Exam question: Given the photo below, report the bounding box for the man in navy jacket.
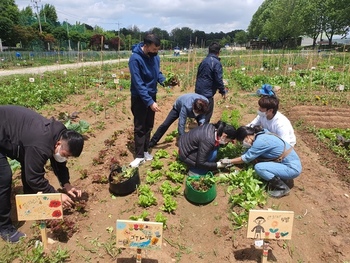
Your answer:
[0,105,84,243]
[128,33,166,168]
[195,42,227,123]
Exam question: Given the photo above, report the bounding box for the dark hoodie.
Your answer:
[0,105,70,193]
[128,42,166,107]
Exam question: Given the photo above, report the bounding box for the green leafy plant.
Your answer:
[110,165,137,184]
[187,174,217,192]
[129,211,150,221]
[151,159,164,170]
[145,170,163,185]
[154,149,170,159]
[165,171,185,184]
[64,119,90,134]
[168,160,187,174]
[137,185,157,207]
[155,212,168,229]
[159,181,181,196]
[160,194,178,213]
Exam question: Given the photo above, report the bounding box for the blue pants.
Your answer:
[254,151,302,181]
[189,149,218,176]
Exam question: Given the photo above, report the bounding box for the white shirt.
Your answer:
[248,111,296,146]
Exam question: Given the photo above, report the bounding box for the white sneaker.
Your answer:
[130,158,145,168]
[144,152,153,161]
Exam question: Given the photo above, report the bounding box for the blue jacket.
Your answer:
[129,43,166,107]
[174,93,209,135]
[195,53,225,98]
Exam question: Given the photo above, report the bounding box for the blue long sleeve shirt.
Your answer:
[174,93,209,135]
[129,43,166,107]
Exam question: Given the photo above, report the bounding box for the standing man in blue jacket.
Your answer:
[128,33,166,168]
[149,93,209,148]
[195,42,227,123]
[0,105,84,243]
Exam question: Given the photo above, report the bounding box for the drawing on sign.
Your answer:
[251,216,266,239]
[116,220,163,250]
[16,193,63,221]
[247,210,294,240]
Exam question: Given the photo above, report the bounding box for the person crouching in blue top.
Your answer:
[149,93,209,148]
[221,125,302,198]
[178,121,236,176]
[128,33,166,168]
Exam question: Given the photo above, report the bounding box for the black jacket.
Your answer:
[178,123,218,170]
[0,105,69,193]
[195,53,225,98]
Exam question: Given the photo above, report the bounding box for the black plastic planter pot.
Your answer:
[108,166,140,196]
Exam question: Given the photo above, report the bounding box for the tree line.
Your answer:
[0,0,349,51]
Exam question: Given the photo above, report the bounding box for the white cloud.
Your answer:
[15,0,264,33]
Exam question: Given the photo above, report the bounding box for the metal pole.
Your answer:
[31,0,42,33]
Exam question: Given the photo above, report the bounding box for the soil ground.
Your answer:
[1,62,350,263]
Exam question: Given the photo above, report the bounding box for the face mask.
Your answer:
[193,110,199,117]
[148,52,158,57]
[53,145,67,163]
[242,141,251,149]
[219,138,229,145]
[257,110,267,118]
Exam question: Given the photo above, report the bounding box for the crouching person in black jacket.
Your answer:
[0,105,84,243]
[178,121,236,176]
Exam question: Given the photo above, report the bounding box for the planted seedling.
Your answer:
[188,175,216,192]
[110,165,137,184]
[160,194,177,213]
[159,181,181,196]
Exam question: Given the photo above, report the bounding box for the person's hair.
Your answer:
[214,120,236,139]
[258,95,279,114]
[60,129,84,157]
[208,42,221,54]
[235,125,264,142]
[193,99,209,114]
[144,33,161,47]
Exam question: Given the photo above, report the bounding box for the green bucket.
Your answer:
[184,172,217,204]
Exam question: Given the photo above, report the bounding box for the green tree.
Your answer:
[40,4,58,26]
[19,6,35,26]
[235,31,248,46]
[0,0,20,45]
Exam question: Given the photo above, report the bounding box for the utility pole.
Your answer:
[116,21,122,65]
[66,19,71,51]
[31,0,42,33]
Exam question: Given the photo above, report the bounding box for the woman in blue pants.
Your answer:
[221,125,302,198]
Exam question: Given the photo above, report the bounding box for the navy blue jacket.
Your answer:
[129,43,166,107]
[0,105,70,193]
[195,53,225,98]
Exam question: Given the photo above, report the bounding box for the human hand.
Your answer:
[61,193,75,209]
[217,161,226,168]
[220,158,232,165]
[64,183,82,198]
[150,102,161,112]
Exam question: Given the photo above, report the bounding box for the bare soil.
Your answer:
[3,66,350,263]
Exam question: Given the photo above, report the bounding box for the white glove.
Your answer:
[217,161,225,168]
[220,158,232,165]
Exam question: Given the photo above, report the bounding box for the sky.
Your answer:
[15,0,265,33]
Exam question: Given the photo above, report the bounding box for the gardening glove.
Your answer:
[216,161,225,168]
[220,158,232,165]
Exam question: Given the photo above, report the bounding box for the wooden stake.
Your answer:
[40,221,48,250]
[136,248,142,263]
[261,240,269,263]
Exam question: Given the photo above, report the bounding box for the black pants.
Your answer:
[131,96,156,158]
[150,107,179,145]
[0,152,13,228]
[204,97,214,123]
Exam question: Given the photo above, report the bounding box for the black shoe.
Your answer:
[0,225,26,243]
[148,141,156,149]
[268,176,291,198]
[282,179,294,189]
